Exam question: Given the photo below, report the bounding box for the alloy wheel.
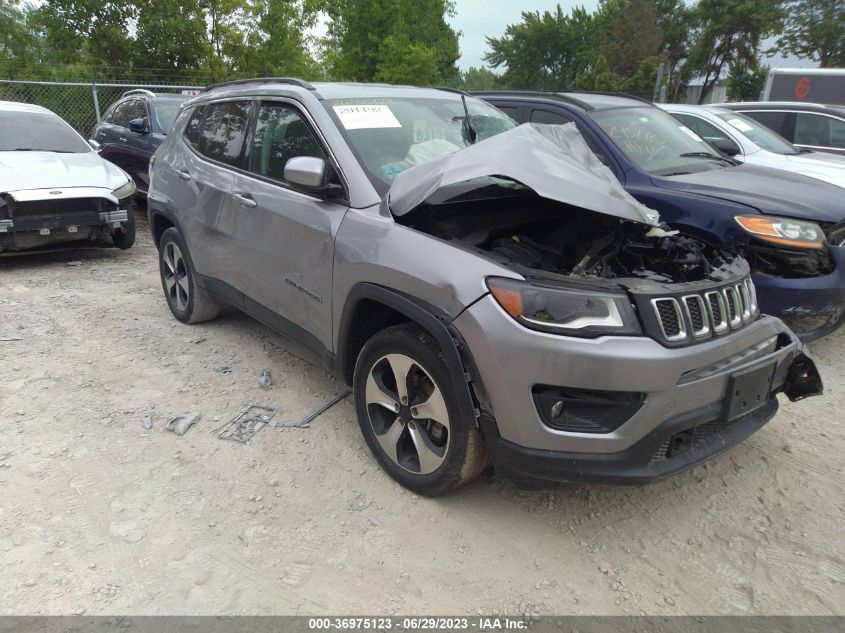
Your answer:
[162,242,190,311]
[364,353,451,475]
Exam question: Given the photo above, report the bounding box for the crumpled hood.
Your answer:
[0,151,129,195]
[652,162,845,224]
[386,123,660,226]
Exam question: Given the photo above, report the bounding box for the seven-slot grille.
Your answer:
[649,278,758,344]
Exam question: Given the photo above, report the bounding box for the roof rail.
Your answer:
[121,88,157,99]
[200,77,316,93]
[571,90,653,104]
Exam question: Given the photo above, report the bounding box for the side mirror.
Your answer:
[284,156,331,190]
[129,118,148,134]
[711,137,741,157]
[88,139,102,152]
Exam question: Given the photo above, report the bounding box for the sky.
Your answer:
[448,0,818,72]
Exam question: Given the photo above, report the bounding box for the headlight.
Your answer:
[487,277,642,337]
[112,178,136,200]
[735,215,825,250]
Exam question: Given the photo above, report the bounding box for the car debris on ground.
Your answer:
[275,391,351,429]
[165,413,200,436]
[215,404,276,443]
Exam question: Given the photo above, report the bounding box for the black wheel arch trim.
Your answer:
[338,283,483,428]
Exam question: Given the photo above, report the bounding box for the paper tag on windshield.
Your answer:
[333,105,401,130]
[678,125,704,142]
[727,118,754,132]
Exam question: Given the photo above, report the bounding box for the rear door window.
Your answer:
[530,108,573,125]
[741,111,790,138]
[795,113,845,149]
[248,102,332,185]
[197,100,252,167]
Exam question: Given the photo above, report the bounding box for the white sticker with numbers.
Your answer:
[333,105,402,130]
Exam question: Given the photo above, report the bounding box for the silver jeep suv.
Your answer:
[148,78,823,495]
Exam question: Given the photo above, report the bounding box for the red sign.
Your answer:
[794,77,811,100]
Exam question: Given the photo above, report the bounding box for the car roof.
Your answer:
[473,90,652,111]
[660,103,734,116]
[0,100,53,115]
[193,77,467,103]
[716,101,845,114]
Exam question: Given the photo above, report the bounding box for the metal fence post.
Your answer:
[652,63,665,103]
[91,78,101,123]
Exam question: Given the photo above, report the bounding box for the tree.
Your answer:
[726,60,769,101]
[484,5,601,90]
[600,0,662,78]
[776,0,845,67]
[238,0,319,78]
[682,0,784,104]
[460,66,500,91]
[134,0,210,74]
[32,0,138,71]
[573,54,622,91]
[0,0,38,62]
[323,0,460,84]
[650,0,692,98]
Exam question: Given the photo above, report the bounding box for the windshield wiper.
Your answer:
[460,94,477,144]
[10,148,75,153]
[679,151,737,165]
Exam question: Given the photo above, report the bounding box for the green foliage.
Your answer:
[600,0,662,78]
[1,0,38,62]
[460,66,500,91]
[484,5,601,90]
[727,60,769,101]
[776,0,845,67]
[682,0,785,104]
[324,0,459,84]
[134,0,210,74]
[238,0,320,78]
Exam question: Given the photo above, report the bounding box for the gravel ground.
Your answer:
[1,211,843,616]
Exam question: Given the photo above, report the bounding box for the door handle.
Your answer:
[119,137,128,143]
[177,170,191,181]
[233,193,257,208]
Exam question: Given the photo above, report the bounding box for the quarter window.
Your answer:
[198,101,251,166]
[248,103,331,184]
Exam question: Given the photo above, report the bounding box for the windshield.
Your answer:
[324,96,515,192]
[153,101,182,134]
[715,111,800,155]
[0,111,91,153]
[589,106,725,175]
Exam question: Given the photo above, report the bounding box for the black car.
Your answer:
[717,102,845,156]
[91,90,188,196]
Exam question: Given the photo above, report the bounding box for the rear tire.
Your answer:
[353,323,488,496]
[112,198,137,249]
[158,227,219,324]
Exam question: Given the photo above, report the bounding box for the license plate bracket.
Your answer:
[724,362,777,421]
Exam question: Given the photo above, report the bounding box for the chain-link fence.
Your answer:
[0,79,203,135]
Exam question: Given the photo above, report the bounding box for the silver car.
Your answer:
[147,79,823,495]
[0,101,136,253]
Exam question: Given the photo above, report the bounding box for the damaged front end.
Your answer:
[389,124,764,348]
[0,187,127,254]
[388,122,824,396]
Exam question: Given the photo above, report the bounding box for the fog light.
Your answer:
[550,400,564,419]
[533,386,645,434]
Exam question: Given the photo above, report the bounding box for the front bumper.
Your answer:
[753,245,845,339]
[454,295,822,484]
[0,210,127,233]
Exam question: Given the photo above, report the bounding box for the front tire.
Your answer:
[112,198,136,249]
[158,227,219,324]
[353,323,487,496]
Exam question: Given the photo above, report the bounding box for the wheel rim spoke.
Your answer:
[375,417,405,464]
[163,243,189,311]
[412,389,450,429]
[365,371,399,413]
[408,424,446,474]
[385,354,415,404]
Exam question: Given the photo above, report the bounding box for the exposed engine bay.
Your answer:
[399,186,745,286]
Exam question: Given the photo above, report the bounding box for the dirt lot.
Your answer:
[1,211,843,616]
